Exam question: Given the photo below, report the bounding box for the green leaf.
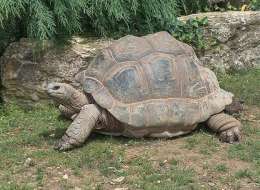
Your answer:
[200,17,208,25]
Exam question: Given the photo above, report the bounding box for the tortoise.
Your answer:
[47,31,241,151]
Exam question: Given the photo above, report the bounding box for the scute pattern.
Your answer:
[110,35,152,62]
[106,65,145,103]
[145,31,192,55]
[81,31,234,128]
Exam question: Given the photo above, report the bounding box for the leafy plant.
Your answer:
[0,0,180,40]
[0,0,211,56]
[0,0,86,40]
[177,0,210,15]
[81,0,179,36]
[249,0,260,10]
[169,17,209,50]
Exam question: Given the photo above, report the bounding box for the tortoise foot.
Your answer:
[54,134,78,151]
[219,127,241,143]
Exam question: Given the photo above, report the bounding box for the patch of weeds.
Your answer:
[60,180,75,190]
[242,122,260,137]
[0,183,33,190]
[82,179,103,190]
[228,140,260,164]
[95,184,103,190]
[231,181,242,190]
[202,162,209,170]
[169,158,179,166]
[215,164,228,172]
[78,140,125,177]
[185,136,199,150]
[30,139,126,177]
[127,157,199,190]
[184,128,220,155]
[235,169,254,179]
[170,17,209,50]
[36,168,44,186]
[218,69,260,106]
[234,168,260,185]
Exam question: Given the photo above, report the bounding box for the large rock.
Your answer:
[0,11,259,105]
[180,11,260,72]
[0,38,112,105]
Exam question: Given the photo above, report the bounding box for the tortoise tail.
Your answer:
[207,113,241,133]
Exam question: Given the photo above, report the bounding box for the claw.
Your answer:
[219,127,241,144]
[54,134,75,151]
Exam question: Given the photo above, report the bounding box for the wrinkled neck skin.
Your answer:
[56,87,89,113]
[69,88,89,112]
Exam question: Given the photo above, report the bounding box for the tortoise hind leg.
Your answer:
[206,113,241,143]
[55,104,101,151]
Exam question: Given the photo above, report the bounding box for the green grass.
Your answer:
[184,127,220,156]
[0,184,33,190]
[0,69,259,189]
[215,164,228,172]
[127,157,198,190]
[235,169,254,179]
[218,69,260,106]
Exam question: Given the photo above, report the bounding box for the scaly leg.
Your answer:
[206,112,241,143]
[55,104,101,151]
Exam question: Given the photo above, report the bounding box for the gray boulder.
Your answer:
[0,37,111,106]
[180,11,260,72]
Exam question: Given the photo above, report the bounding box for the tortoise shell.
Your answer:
[77,31,233,128]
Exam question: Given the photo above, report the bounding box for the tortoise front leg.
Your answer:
[55,104,101,151]
[206,112,241,143]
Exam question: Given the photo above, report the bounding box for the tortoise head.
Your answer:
[47,83,73,104]
[47,82,89,110]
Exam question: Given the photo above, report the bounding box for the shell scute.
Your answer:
[110,35,152,62]
[105,64,146,103]
[145,31,189,55]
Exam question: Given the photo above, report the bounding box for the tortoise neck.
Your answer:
[61,88,89,112]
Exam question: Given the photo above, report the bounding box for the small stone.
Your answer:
[112,176,125,184]
[114,188,128,190]
[109,181,116,185]
[159,159,168,166]
[208,182,215,187]
[74,187,81,190]
[108,167,116,170]
[31,93,39,101]
[24,158,34,167]
[63,174,69,180]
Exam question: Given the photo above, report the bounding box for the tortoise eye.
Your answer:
[53,86,60,90]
